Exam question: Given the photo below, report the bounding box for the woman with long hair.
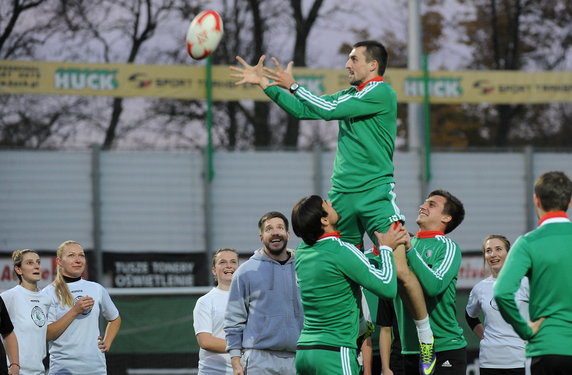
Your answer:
[2,249,90,375]
[43,241,121,375]
[465,235,529,375]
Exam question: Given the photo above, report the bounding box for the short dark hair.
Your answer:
[428,189,465,234]
[291,195,327,246]
[353,40,388,76]
[258,211,289,233]
[534,171,572,212]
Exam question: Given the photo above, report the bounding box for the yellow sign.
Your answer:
[1,60,571,104]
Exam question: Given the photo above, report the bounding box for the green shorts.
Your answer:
[329,183,405,248]
[296,346,359,375]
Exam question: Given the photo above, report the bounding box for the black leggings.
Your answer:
[404,349,466,375]
[531,355,572,375]
[480,368,525,375]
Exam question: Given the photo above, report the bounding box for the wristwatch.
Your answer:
[289,82,300,94]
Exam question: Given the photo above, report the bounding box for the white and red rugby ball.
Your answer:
[186,10,224,60]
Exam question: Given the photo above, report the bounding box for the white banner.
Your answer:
[0,256,57,292]
[457,255,487,290]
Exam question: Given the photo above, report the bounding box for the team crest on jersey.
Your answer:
[31,306,46,327]
[424,249,433,258]
[489,297,499,311]
[74,295,92,316]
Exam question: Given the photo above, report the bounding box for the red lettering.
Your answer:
[1,265,12,281]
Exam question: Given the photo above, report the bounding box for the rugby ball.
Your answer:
[186,10,224,60]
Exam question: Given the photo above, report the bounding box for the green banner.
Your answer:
[112,295,200,354]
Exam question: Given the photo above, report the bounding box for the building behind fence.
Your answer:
[0,148,570,374]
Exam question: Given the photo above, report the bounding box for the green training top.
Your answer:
[363,250,383,353]
[264,78,397,192]
[295,233,397,349]
[395,231,467,354]
[494,212,572,357]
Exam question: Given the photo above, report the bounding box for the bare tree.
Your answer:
[0,0,99,149]
[0,0,48,58]
[51,0,177,149]
[279,0,323,148]
[458,0,572,147]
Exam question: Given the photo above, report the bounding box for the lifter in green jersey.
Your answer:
[392,190,467,375]
[495,171,572,375]
[231,41,436,374]
[291,195,402,375]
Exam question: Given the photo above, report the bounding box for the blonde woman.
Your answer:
[1,249,50,375]
[42,241,121,375]
[465,235,529,375]
[193,248,239,375]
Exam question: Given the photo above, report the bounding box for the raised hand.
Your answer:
[263,57,295,89]
[230,55,269,88]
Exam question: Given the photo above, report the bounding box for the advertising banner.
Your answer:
[0,256,56,291]
[2,59,571,104]
[106,253,209,288]
[457,254,487,289]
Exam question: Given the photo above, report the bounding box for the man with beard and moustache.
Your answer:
[231,41,436,375]
[224,211,303,375]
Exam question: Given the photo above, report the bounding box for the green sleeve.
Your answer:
[494,238,533,339]
[338,246,397,299]
[407,240,461,297]
[293,84,390,121]
[264,86,324,120]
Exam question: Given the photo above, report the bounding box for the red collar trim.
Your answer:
[357,76,383,91]
[318,231,341,240]
[416,231,445,239]
[538,211,569,226]
[371,245,380,256]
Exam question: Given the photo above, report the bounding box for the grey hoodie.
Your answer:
[224,248,303,357]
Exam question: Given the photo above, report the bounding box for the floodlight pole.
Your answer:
[408,0,429,200]
[204,55,215,286]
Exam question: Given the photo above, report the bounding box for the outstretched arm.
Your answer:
[338,243,397,299]
[230,56,270,89]
[263,57,296,89]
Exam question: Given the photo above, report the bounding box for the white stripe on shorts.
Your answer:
[340,346,352,375]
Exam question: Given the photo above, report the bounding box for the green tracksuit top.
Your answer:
[264,78,397,192]
[363,250,383,354]
[395,231,467,354]
[494,212,572,357]
[295,233,397,349]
